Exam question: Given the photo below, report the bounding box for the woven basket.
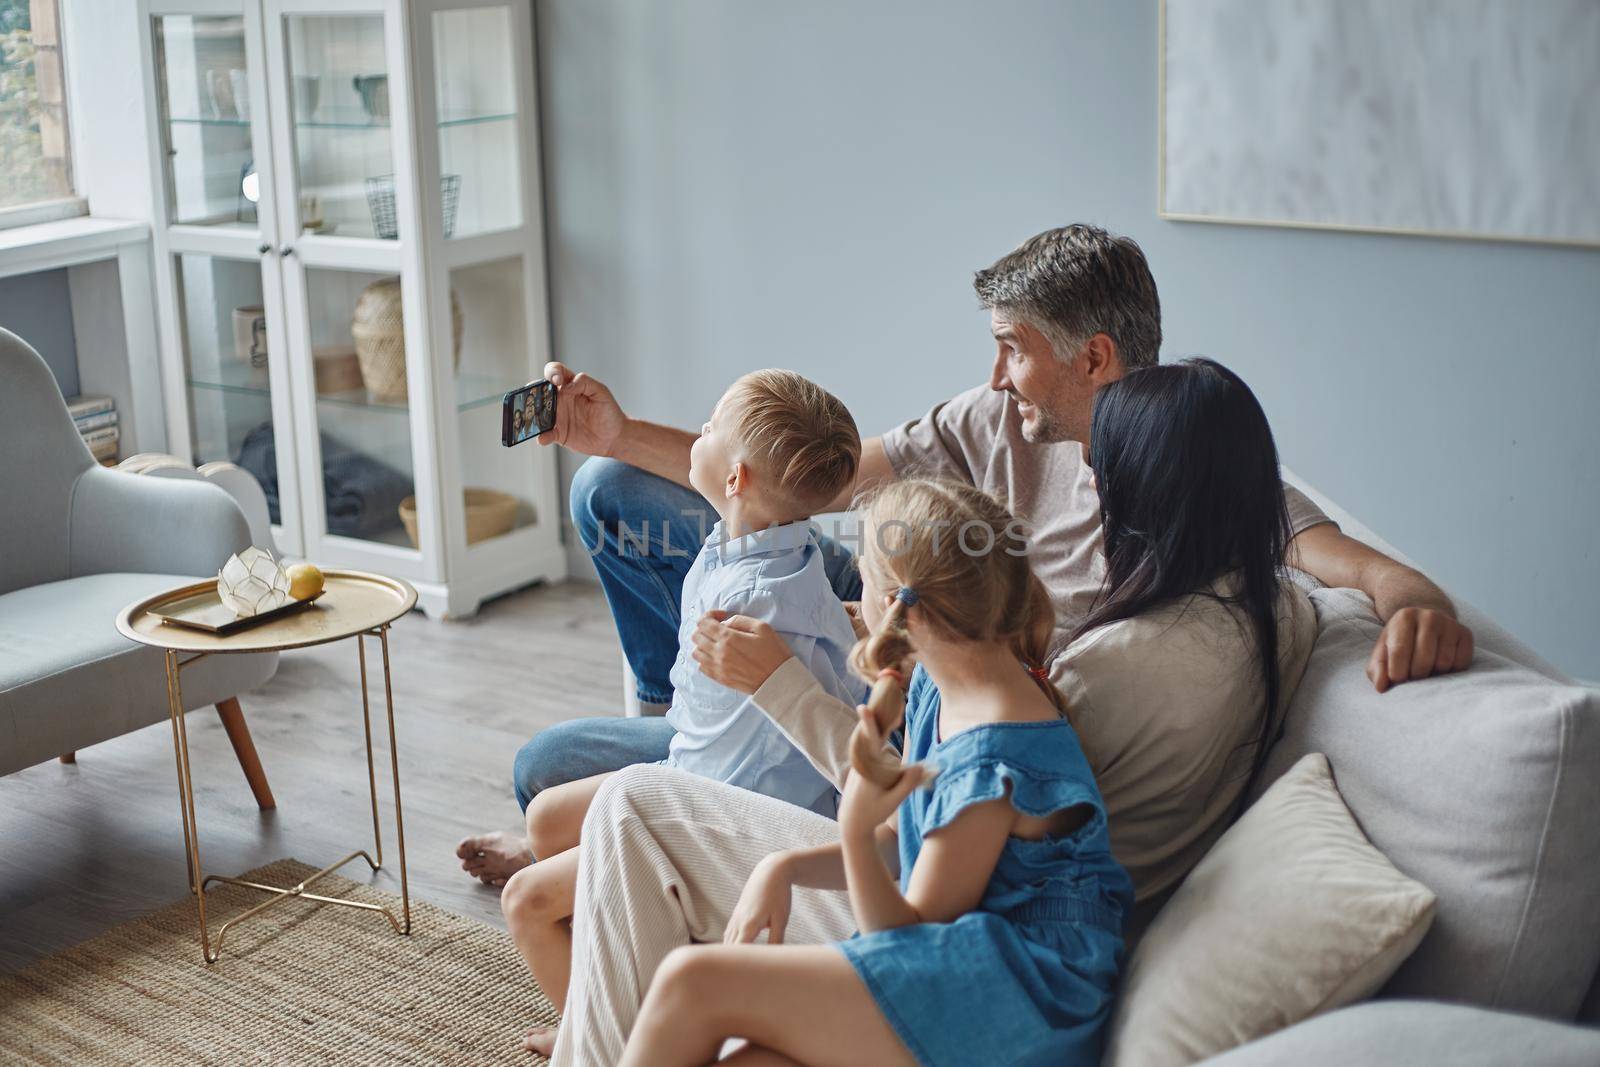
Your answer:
[398,488,518,548]
[350,278,464,402]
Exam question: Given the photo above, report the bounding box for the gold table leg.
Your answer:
[164,628,411,964]
[376,624,411,934]
[358,635,384,868]
[165,651,208,927]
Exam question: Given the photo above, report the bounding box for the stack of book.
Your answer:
[68,395,120,465]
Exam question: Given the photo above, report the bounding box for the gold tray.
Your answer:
[152,589,325,634]
[120,571,417,654]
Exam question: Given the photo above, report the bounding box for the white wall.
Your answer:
[534,0,1599,678]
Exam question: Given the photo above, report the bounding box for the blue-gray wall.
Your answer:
[536,0,1600,678]
[0,269,78,397]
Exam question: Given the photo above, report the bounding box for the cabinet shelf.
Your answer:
[168,110,514,131]
[167,116,253,129]
[187,359,525,415]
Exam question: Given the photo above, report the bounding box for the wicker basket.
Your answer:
[398,488,518,548]
[365,173,460,239]
[350,278,464,402]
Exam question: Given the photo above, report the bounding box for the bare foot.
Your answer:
[521,1026,558,1058]
[456,830,532,887]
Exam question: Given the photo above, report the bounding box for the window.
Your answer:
[0,0,78,225]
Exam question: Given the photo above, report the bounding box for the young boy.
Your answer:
[502,369,866,1050]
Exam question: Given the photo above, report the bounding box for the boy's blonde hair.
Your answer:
[850,479,1060,711]
[723,370,860,513]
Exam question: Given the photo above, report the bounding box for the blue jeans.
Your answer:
[512,715,678,810]
[512,457,862,809]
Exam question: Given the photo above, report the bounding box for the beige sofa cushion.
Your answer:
[1103,753,1435,1067]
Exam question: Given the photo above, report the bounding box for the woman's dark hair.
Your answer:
[1074,358,1291,784]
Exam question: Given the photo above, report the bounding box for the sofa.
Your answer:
[1184,475,1600,1064]
[0,327,280,804]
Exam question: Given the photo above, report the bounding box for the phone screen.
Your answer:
[502,380,557,446]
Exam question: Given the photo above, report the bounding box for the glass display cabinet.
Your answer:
[139,0,565,617]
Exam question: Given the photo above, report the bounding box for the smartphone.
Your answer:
[502,379,558,446]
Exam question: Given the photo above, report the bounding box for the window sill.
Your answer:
[0,215,149,279]
[0,197,90,231]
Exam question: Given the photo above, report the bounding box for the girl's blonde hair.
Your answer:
[849,479,1060,712]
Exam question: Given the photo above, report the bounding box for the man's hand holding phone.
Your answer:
[541,361,629,457]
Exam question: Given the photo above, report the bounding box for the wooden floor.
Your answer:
[0,580,623,974]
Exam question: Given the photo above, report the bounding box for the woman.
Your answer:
[547,358,1317,1062]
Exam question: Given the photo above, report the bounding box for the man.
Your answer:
[457,223,1474,888]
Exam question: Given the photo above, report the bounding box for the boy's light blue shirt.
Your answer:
[665,519,867,816]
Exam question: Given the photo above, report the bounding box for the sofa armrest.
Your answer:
[69,465,252,579]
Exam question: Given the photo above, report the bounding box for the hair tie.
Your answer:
[877,666,906,687]
[896,586,919,607]
[1026,664,1050,682]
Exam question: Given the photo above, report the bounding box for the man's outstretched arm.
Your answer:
[1291,522,1475,692]
[541,361,895,502]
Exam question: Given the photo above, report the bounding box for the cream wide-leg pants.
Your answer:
[551,764,859,1066]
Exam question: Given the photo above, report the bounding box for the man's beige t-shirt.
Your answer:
[870,384,1326,901]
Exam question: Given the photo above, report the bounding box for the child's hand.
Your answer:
[725,853,794,944]
[692,610,792,694]
[840,705,938,840]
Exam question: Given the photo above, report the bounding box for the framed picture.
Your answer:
[1159,0,1600,247]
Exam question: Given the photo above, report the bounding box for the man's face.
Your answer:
[987,310,1117,445]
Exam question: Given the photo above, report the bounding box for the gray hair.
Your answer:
[974,224,1162,369]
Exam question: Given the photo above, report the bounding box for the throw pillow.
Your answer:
[1103,752,1436,1067]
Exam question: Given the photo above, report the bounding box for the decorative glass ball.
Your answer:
[217,546,291,617]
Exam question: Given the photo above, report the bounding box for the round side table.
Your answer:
[117,570,418,964]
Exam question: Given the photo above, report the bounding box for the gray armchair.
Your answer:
[0,327,279,805]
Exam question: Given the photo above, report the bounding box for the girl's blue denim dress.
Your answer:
[837,667,1132,1067]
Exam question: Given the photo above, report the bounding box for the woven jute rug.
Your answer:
[0,859,558,1066]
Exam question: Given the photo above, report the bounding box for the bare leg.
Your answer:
[502,847,583,1013]
[525,771,614,859]
[618,944,916,1067]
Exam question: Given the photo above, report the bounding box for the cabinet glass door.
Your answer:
[446,255,539,549]
[174,252,301,553]
[281,13,398,240]
[152,14,261,230]
[432,6,522,237]
[297,267,419,550]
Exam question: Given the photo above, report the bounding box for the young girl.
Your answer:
[616,479,1133,1067]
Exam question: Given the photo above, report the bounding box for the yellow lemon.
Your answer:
[287,563,324,601]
